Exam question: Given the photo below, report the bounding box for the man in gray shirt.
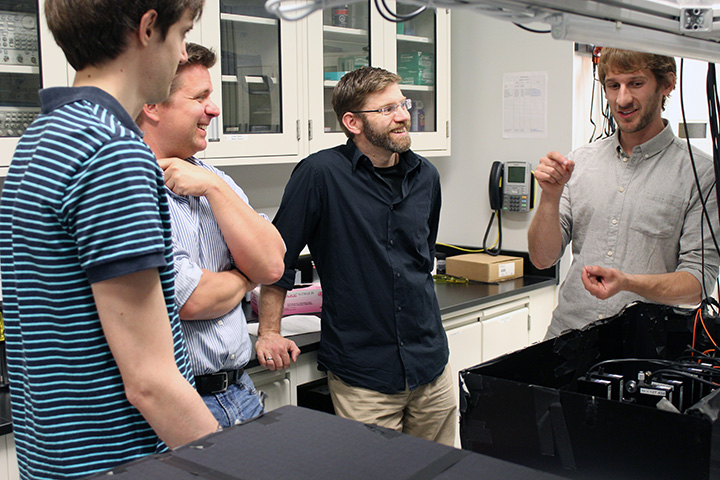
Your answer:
[528,48,719,338]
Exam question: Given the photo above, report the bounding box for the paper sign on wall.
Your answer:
[502,71,548,138]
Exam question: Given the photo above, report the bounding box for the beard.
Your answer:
[362,117,412,153]
[613,87,665,134]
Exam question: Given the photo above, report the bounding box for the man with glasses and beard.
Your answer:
[528,48,719,339]
[257,67,455,445]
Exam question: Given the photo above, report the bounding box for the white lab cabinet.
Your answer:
[193,0,451,166]
[2,1,450,171]
[445,313,484,448]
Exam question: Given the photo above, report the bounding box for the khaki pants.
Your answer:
[327,364,456,446]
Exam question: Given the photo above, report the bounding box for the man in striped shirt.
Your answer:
[0,2,220,479]
[137,43,287,427]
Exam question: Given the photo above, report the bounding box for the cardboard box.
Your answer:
[446,253,523,282]
[250,282,322,315]
[460,302,720,480]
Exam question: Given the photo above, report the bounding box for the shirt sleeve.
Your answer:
[64,136,168,282]
[173,243,204,309]
[557,151,575,261]
[272,159,322,290]
[677,158,720,293]
[427,167,442,261]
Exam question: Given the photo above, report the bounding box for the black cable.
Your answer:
[588,63,598,143]
[650,368,720,388]
[680,59,720,302]
[374,0,426,23]
[586,358,674,375]
[482,209,502,256]
[708,63,720,225]
[512,22,551,34]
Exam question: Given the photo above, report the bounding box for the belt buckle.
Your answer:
[212,371,229,394]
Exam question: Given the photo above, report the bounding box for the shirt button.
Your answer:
[396,272,401,278]
[390,205,394,210]
[217,320,224,326]
[619,187,625,193]
[598,314,603,320]
[398,306,402,311]
[623,157,628,163]
[230,354,235,360]
[389,240,394,246]
[607,250,613,257]
[611,218,618,225]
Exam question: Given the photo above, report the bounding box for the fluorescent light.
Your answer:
[549,11,720,63]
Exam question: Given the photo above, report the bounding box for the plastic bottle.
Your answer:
[416,100,425,132]
[332,5,349,27]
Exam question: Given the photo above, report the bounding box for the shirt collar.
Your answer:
[165,156,200,201]
[39,86,143,137]
[345,138,420,172]
[613,119,673,161]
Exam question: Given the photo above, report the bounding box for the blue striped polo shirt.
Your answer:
[0,86,193,479]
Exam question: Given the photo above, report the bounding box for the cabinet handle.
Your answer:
[296,119,301,141]
[308,120,313,141]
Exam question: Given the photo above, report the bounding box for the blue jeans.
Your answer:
[201,370,265,428]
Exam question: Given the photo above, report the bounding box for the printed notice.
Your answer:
[502,71,548,138]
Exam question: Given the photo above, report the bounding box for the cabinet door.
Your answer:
[306,2,374,154]
[198,0,301,164]
[249,367,292,412]
[446,318,483,448]
[0,1,69,172]
[481,306,529,361]
[389,3,450,155]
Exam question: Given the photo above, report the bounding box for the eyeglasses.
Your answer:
[351,98,412,116]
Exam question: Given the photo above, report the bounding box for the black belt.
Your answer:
[194,368,244,395]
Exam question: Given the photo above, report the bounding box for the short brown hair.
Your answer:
[332,67,402,138]
[45,0,205,71]
[168,42,216,96]
[598,48,676,109]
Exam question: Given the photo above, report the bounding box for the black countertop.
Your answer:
[0,250,557,435]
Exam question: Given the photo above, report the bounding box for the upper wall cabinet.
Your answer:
[195,0,302,165]
[197,0,451,165]
[1,1,450,171]
[0,0,70,173]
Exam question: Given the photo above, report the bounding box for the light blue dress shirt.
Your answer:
[168,157,266,375]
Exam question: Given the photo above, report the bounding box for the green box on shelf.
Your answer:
[398,65,434,86]
[398,51,434,70]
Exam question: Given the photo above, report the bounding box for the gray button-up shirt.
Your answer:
[547,123,720,337]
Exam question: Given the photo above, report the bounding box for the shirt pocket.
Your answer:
[629,192,685,239]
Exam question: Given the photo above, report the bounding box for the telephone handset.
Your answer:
[488,161,534,212]
[489,161,504,211]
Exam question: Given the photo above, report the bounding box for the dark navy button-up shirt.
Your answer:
[273,140,448,393]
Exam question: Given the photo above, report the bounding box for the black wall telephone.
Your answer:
[489,161,534,212]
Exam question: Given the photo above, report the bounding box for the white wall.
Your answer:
[430,13,574,251]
